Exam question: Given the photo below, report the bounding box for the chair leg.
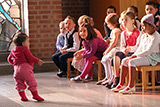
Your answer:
[90,69,93,79]
[152,71,155,89]
[98,62,102,81]
[142,70,147,92]
[67,59,71,78]
[146,71,149,85]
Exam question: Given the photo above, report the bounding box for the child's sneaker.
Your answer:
[83,75,93,83]
[119,86,136,94]
[70,76,82,82]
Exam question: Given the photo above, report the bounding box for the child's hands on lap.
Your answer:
[126,55,137,64]
[60,49,67,54]
[123,47,131,55]
[38,59,44,66]
[74,49,86,56]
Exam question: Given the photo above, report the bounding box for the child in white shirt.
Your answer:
[112,14,160,94]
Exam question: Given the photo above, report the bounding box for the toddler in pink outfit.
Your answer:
[8,32,44,101]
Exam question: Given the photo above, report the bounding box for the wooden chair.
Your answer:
[67,58,103,81]
[136,65,160,92]
[126,65,160,92]
[67,58,74,78]
[92,60,103,81]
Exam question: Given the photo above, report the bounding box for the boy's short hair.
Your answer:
[65,15,76,24]
[146,1,156,8]
[107,6,116,13]
[13,32,28,46]
[128,6,138,14]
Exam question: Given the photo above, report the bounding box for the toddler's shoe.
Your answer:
[111,84,125,92]
[31,91,44,101]
[70,76,82,82]
[119,86,136,94]
[18,91,28,101]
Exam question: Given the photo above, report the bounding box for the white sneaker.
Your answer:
[119,86,136,94]
[70,76,82,82]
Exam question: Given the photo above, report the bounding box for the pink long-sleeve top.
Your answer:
[82,37,108,59]
[8,46,39,66]
[120,28,141,52]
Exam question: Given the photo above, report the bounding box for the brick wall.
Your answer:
[28,0,89,59]
[28,0,62,59]
[61,0,89,23]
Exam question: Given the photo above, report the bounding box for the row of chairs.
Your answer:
[67,58,160,92]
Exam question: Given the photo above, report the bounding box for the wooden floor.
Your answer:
[0,72,160,107]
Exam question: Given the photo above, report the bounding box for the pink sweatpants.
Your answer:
[13,63,37,91]
[80,56,98,79]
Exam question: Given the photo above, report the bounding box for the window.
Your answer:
[0,0,25,52]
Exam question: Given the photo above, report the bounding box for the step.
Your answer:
[0,62,13,75]
[0,59,58,75]
[0,52,9,62]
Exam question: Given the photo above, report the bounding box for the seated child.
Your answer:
[127,6,141,30]
[72,15,103,73]
[56,21,67,52]
[104,6,117,40]
[145,1,160,33]
[109,11,141,89]
[97,13,121,85]
[112,14,160,94]
[70,24,108,82]
[51,16,80,77]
